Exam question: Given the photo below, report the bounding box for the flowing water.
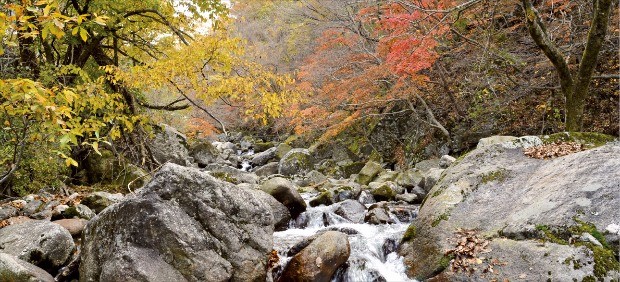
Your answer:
[273,193,418,282]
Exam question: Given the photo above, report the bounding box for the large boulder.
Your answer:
[399,141,620,281]
[260,177,307,218]
[278,149,315,176]
[80,164,274,282]
[149,124,192,166]
[81,149,151,188]
[0,253,55,282]
[279,231,351,282]
[0,221,75,272]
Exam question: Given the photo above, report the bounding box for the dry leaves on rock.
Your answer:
[446,229,491,274]
[524,142,584,159]
[267,250,280,270]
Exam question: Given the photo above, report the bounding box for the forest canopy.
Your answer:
[1,0,618,196]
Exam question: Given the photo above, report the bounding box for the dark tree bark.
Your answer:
[522,0,613,131]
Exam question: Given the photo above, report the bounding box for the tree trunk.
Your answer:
[522,0,613,132]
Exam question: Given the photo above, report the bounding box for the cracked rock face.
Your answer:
[80,163,275,282]
[399,142,620,281]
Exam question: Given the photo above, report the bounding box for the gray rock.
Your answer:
[438,155,456,168]
[278,148,315,176]
[204,163,259,184]
[260,177,307,218]
[251,147,277,166]
[253,190,291,231]
[254,162,279,177]
[0,220,75,272]
[0,253,55,282]
[400,142,620,281]
[333,199,366,223]
[306,170,328,185]
[189,140,219,168]
[414,158,440,172]
[309,191,334,207]
[395,193,420,204]
[476,135,518,148]
[279,231,350,282]
[0,206,18,221]
[364,203,394,224]
[395,169,424,188]
[150,124,192,166]
[62,204,95,220]
[22,200,44,217]
[81,191,124,214]
[422,168,444,192]
[51,204,68,219]
[356,161,383,185]
[80,163,274,282]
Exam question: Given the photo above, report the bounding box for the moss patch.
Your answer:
[536,219,620,279]
[402,225,417,242]
[431,212,450,227]
[210,172,239,184]
[481,168,508,184]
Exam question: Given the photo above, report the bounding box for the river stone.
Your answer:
[438,155,456,168]
[476,135,518,148]
[251,147,277,166]
[356,161,383,185]
[80,163,274,282]
[62,204,95,220]
[278,148,315,176]
[364,202,394,225]
[52,218,88,237]
[0,220,75,272]
[81,191,124,214]
[333,199,366,223]
[399,142,620,281]
[0,253,55,282]
[254,162,279,177]
[22,200,44,217]
[188,140,219,168]
[309,191,334,207]
[150,124,192,166]
[260,177,307,218]
[395,169,424,188]
[279,231,351,282]
[369,182,398,201]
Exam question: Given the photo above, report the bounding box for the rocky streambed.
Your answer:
[0,130,618,281]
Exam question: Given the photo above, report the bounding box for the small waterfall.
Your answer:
[273,193,418,282]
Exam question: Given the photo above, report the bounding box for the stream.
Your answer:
[273,193,418,282]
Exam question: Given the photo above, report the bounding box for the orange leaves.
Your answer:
[523,142,585,159]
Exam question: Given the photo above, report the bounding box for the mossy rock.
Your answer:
[253,142,275,153]
[340,162,365,178]
[370,184,396,201]
[542,132,616,148]
[309,191,334,207]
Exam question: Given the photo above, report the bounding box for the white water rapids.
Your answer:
[273,193,418,282]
